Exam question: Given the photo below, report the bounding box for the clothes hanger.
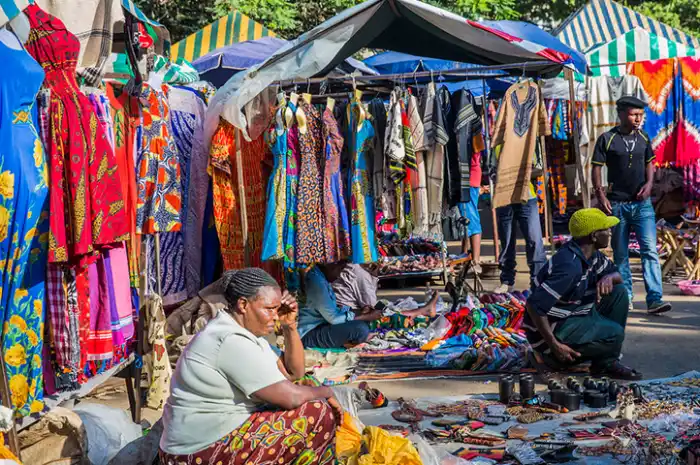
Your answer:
[302,78,312,104]
[352,75,366,131]
[323,79,335,112]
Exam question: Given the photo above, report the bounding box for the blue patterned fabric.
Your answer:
[0,30,49,416]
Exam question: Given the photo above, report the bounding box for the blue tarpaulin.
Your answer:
[194,37,377,88]
[363,51,515,97]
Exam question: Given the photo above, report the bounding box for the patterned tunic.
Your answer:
[25,4,127,263]
[136,83,182,234]
[295,101,327,265]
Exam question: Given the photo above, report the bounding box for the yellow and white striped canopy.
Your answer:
[171,10,274,63]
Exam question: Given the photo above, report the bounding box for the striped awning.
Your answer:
[0,0,32,28]
[171,11,274,63]
[555,0,700,54]
[588,28,697,76]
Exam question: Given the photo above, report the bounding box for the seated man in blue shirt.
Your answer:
[524,208,642,380]
[299,262,434,349]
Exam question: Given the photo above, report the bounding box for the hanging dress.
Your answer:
[347,99,379,264]
[284,109,301,269]
[25,4,128,263]
[322,106,350,263]
[262,105,288,261]
[295,100,327,265]
[137,83,183,234]
[0,29,49,416]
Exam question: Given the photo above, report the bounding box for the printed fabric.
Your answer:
[137,82,182,234]
[262,105,288,261]
[209,119,268,271]
[25,4,128,263]
[105,82,140,287]
[154,85,208,306]
[295,101,328,265]
[453,89,482,203]
[0,29,49,417]
[143,294,171,410]
[678,57,700,167]
[422,82,448,240]
[348,99,379,264]
[158,400,335,465]
[629,60,680,166]
[409,94,429,237]
[183,82,216,297]
[492,82,550,208]
[322,107,350,263]
[284,111,301,269]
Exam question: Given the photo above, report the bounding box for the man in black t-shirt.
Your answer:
[592,96,671,315]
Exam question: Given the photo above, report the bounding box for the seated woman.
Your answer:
[160,268,341,464]
[299,262,437,349]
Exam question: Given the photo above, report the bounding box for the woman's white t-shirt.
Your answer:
[160,311,285,455]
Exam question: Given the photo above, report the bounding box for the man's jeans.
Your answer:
[496,199,546,286]
[611,198,663,307]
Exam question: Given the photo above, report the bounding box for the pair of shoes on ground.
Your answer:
[629,300,673,315]
[494,282,513,294]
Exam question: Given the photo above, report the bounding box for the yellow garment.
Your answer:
[0,433,21,463]
[568,208,620,238]
[337,412,363,464]
[337,416,423,465]
[358,427,422,465]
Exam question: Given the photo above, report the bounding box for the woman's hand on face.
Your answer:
[279,291,299,329]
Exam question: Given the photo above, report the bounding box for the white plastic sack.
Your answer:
[74,403,142,465]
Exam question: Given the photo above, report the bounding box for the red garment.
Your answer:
[25,5,127,263]
[105,83,140,286]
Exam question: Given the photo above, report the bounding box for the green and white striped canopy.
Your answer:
[171,11,274,63]
[588,28,697,76]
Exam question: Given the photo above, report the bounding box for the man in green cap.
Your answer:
[524,208,642,380]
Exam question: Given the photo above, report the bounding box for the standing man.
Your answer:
[494,191,547,294]
[592,96,671,315]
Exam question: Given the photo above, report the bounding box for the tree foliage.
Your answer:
[138,0,700,43]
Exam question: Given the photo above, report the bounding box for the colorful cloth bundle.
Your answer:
[369,314,430,331]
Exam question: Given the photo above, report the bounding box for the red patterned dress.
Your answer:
[25,4,127,263]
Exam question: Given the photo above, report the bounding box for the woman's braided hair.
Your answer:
[221,268,280,309]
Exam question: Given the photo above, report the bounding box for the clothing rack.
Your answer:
[226,60,580,279]
[273,61,562,89]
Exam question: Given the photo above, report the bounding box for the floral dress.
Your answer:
[262,106,288,261]
[136,83,183,234]
[284,112,300,269]
[0,29,49,417]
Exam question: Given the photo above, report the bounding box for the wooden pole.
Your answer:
[538,82,556,255]
[235,129,251,267]
[0,354,20,458]
[481,80,500,260]
[565,68,590,208]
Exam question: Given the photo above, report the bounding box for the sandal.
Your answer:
[591,361,643,380]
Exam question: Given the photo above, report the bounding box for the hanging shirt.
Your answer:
[491,82,550,208]
[592,127,655,202]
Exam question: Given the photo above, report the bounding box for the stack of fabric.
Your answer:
[348,291,531,380]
